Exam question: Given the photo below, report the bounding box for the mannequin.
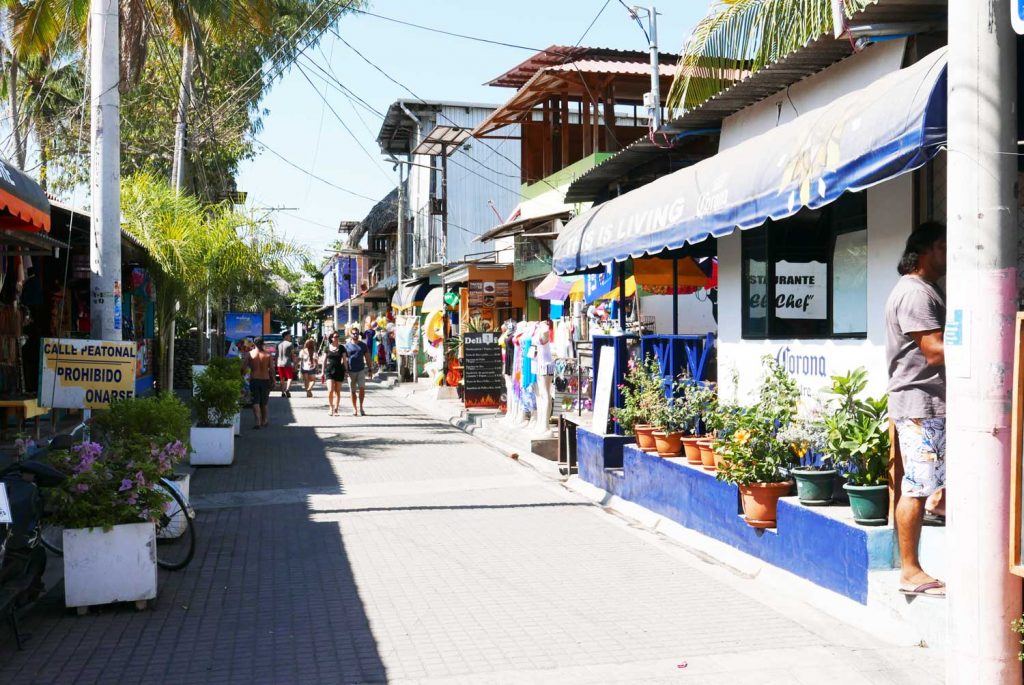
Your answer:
[499,322,519,425]
[506,321,531,427]
[530,321,554,437]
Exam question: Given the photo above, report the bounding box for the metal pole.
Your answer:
[171,38,193,192]
[440,150,449,384]
[946,0,1021,681]
[617,263,626,332]
[89,0,121,341]
[347,260,353,326]
[672,255,678,335]
[647,6,661,131]
[396,165,406,383]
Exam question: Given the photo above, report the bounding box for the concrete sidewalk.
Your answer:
[0,382,942,684]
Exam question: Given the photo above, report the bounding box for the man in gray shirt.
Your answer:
[884,222,946,598]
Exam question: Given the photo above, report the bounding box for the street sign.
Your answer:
[1014,0,1024,34]
[38,338,137,409]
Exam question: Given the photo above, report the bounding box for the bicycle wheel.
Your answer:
[155,479,196,571]
[39,522,64,556]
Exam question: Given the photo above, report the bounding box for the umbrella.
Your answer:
[568,275,637,302]
[533,272,577,301]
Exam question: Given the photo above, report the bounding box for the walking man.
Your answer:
[248,337,274,429]
[277,331,297,398]
[884,222,946,598]
[346,324,371,416]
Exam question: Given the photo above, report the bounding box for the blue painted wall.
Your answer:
[578,438,895,604]
[577,426,634,495]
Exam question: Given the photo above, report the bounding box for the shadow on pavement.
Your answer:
[0,392,389,684]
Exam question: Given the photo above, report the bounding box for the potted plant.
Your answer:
[705,399,742,472]
[48,394,190,610]
[780,415,832,506]
[716,357,800,528]
[611,356,666,452]
[190,362,243,466]
[651,399,687,457]
[676,381,715,464]
[823,368,891,525]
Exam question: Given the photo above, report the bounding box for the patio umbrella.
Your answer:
[533,272,577,301]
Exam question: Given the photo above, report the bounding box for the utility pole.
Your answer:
[629,6,661,130]
[89,0,121,341]
[946,0,1021,682]
[646,6,660,131]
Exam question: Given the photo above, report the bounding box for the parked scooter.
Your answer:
[0,435,70,648]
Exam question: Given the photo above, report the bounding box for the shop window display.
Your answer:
[741,192,867,340]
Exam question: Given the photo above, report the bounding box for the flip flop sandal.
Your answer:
[899,580,946,597]
[923,512,946,526]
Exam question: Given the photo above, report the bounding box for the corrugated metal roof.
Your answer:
[486,46,678,89]
[547,60,678,77]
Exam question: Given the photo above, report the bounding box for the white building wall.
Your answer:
[715,39,915,403]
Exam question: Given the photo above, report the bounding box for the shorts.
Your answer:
[895,417,946,498]
[277,366,295,381]
[348,368,367,390]
[301,367,316,376]
[250,378,271,407]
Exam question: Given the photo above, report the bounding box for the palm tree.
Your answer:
[666,0,873,116]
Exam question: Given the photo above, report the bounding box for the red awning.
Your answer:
[0,159,50,232]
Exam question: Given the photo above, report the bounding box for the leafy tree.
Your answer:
[666,0,872,114]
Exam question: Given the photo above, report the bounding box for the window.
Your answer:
[741,192,867,339]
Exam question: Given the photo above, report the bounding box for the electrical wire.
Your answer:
[251,136,381,202]
[293,60,393,182]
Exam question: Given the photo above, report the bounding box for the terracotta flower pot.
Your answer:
[652,430,683,457]
[634,424,658,453]
[696,438,716,472]
[681,436,703,465]
[712,443,728,471]
[739,481,794,529]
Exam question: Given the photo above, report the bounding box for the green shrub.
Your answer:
[92,393,191,446]
[192,366,242,427]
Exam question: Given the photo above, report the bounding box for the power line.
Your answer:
[293,60,393,182]
[333,31,555,194]
[576,0,614,45]
[346,7,547,53]
[251,136,382,202]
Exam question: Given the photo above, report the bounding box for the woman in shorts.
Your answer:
[299,338,318,397]
[323,331,347,417]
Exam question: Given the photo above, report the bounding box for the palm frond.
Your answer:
[666,0,875,117]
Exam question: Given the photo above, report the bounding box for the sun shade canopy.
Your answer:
[0,159,50,232]
[553,48,948,275]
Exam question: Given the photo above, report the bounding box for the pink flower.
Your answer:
[134,471,146,487]
[73,483,90,493]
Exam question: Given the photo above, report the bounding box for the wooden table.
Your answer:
[0,398,49,440]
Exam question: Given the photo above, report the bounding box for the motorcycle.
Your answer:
[0,435,70,649]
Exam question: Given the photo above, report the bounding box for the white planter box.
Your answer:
[189,425,235,466]
[63,522,157,609]
[232,413,241,436]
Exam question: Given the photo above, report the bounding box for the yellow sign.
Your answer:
[38,338,137,409]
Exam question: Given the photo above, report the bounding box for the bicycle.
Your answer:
[33,427,197,571]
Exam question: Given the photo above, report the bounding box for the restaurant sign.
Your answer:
[38,338,138,409]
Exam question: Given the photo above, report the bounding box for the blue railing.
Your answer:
[640,333,716,397]
[591,333,715,434]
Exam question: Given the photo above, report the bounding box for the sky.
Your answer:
[236,0,707,263]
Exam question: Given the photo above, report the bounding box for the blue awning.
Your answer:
[553,48,948,275]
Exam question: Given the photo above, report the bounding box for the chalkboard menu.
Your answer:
[463,332,505,409]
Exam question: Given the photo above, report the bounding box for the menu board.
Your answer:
[462,332,505,409]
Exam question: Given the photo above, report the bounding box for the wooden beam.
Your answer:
[604,81,617,152]
[561,94,570,168]
[541,98,552,178]
[581,94,591,157]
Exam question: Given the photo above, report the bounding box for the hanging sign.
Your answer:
[38,338,138,409]
[774,261,827,319]
[584,263,615,303]
[462,332,505,409]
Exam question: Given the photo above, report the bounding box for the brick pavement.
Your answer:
[0,382,943,684]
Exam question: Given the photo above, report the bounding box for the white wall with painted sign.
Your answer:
[717,174,912,403]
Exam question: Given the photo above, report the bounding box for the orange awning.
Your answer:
[0,159,50,232]
[632,257,708,291]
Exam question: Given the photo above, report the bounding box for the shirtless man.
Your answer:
[248,337,274,429]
